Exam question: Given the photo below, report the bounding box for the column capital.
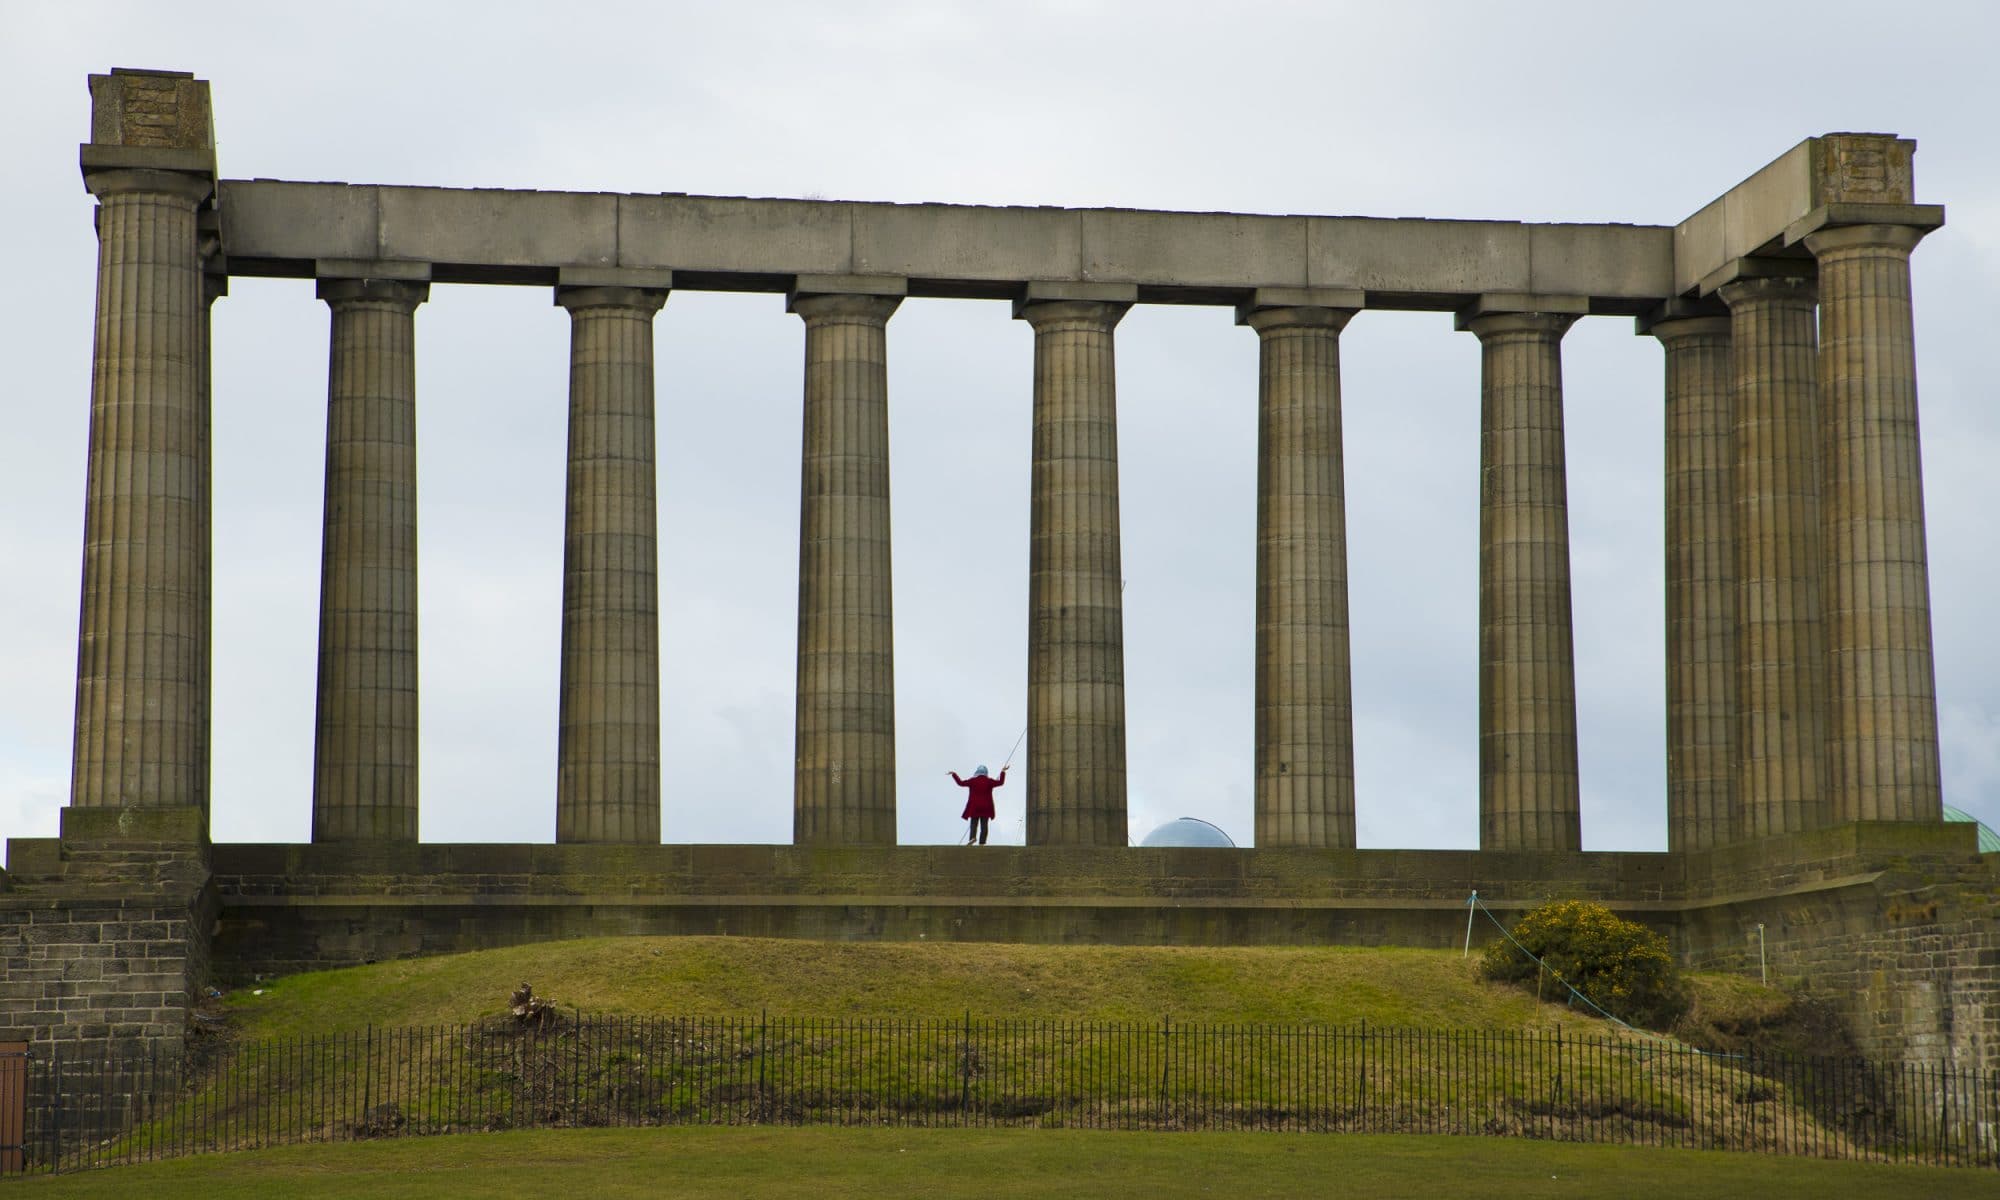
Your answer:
[1014,298,1130,330]
[1785,203,1943,249]
[1697,253,1815,299]
[1802,221,1934,258]
[1634,296,1727,339]
[789,292,902,323]
[81,166,212,205]
[1459,310,1578,340]
[316,276,429,311]
[555,285,668,315]
[1716,272,1816,311]
[1234,286,1364,327]
[1454,293,1586,336]
[788,273,905,310]
[1011,281,1136,324]
[1239,303,1357,334]
[1645,314,1730,344]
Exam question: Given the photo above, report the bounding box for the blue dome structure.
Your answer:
[1139,817,1238,848]
[1943,805,2000,854]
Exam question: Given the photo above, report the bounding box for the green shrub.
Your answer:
[1478,900,1690,1030]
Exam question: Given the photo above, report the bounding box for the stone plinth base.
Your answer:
[0,807,213,1060]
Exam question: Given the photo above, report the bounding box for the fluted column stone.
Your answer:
[1243,299,1359,849]
[1720,272,1828,839]
[69,168,214,814]
[1019,296,1131,847]
[1464,309,1583,852]
[1648,312,1737,852]
[555,285,667,844]
[195,267,225,818]
[312,276,428,843]
[790,288,902,845]
[1804,223,1945,824]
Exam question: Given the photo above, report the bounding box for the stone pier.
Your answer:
[790,279,904,845]
[1462,305,1584,852]
[554,282,668,844]
[1019,288,1133,847]
[1242,291,1362,849]
[311,274,428,842]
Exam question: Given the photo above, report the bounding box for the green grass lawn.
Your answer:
[11,1127,1993,1199]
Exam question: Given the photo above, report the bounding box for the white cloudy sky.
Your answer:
[3,1,1997,852]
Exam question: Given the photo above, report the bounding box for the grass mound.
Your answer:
[222,938,1629,1038]
[32,937,1925,1177]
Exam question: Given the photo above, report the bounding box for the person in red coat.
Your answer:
[949,764,1006,845]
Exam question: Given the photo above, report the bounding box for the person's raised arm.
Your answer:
[949,772,966,786]
[994,768,1007,786]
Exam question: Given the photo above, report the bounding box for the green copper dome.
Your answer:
[1943,805,2000,854]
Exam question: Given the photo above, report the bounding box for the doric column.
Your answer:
[1719,271,1829,838]
[789,279,903,845]
[195,264,226,819]
[70,68,217,816]
[1017,287,1133,847]
[1804,220,1945,824]
[1460,304,1584,852]
[1240,290,1362,849]
[1644,308,1736,852]
[554,283,669,844]
[312,273,429,843]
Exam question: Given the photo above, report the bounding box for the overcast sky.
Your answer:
[3,1,1996,852]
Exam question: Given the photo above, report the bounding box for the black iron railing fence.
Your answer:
[9,1016,1997,1174]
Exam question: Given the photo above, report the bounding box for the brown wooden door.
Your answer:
[0,1041,25,1173]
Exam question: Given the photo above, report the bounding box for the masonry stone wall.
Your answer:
[0,810,212,1062]
[201,841,1683,980]
[1679,830,1998,1087]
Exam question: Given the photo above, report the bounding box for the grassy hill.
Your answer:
[220,937,1687,1039]
[63,937,1910,1175]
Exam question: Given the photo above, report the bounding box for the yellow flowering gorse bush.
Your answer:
[1478,899,1690,1030]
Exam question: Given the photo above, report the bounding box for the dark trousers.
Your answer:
[968,817,989,844]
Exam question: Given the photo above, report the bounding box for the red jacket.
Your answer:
[951,769,1006,820]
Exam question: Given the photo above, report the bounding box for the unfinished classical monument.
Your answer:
[4,69,1995,1117]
